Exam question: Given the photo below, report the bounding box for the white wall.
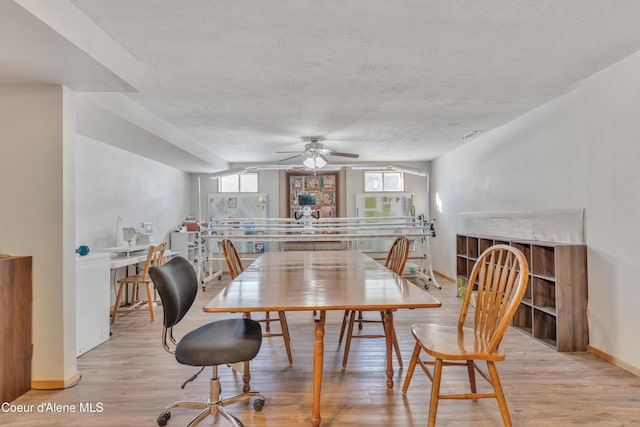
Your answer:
[0,85,77,385]
[582,50,640,372]
[196,169,282,221]
[76,134,192,308]
[344,162,431,218]
[0,86,194,387]
[196,162,431,223]
[431,50,640,371]
[431,89,586,278]
[76,135,191,250]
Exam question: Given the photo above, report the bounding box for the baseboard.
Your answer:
[432,269,455,282]
[32,371,81,390]
[587,345,640,377]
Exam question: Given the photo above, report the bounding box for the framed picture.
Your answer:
[322,175,335,190]
[305,176,320,190]
[286,171,341,219]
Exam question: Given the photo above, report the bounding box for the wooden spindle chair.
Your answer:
[402,244,529,426]
[339,236,409,369]
[111,242,167,324]
[221,238,293,366]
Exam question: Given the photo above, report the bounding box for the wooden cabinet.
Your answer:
[0,255,32,402]
[456,235,588,352]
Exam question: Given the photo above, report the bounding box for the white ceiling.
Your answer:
[4,1,640,172]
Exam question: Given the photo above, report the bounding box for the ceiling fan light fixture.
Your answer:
[302,155,314,168]
[303,153,327,169]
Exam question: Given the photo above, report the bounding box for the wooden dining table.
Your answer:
[203,250,441,427]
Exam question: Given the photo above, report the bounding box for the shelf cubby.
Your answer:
[522,278,533,303]
[533,309,557,346]
[513,304,532,335]
[479,238,493,255]
[531,244,556,278]
[467,237,479,259]
[456,235,467,256]
[455,234,588,352]
[532,277,556,313]
[511,242,531,266]
[456,256,468,277]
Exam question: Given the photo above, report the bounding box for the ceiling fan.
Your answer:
[277,136,359,168]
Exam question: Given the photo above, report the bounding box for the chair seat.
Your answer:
[176,318,262,367]
[410,322,506,362]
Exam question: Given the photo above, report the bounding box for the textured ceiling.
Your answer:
[6,1,640,170]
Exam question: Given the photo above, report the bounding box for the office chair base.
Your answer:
[157,373,265,427]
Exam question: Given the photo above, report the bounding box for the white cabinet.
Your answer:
[171,231,201,264]
[76,253,111,356]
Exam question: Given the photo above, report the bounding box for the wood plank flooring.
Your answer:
[3,275,640,426]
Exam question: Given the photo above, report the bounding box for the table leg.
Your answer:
[243,312,252,392]
[311,310,326,427]
[384,309,394,389]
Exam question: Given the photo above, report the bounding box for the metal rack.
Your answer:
[200,214,440,290]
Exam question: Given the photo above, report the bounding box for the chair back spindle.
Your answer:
[385,236,410,276]
[221,238,244,279]
[459,244,529,354]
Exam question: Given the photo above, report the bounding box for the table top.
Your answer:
[204,250,441,313]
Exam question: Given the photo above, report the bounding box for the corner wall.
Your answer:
[0,85,77,386]
[431,49,640,372]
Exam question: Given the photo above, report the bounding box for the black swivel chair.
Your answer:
[149,256,265,427]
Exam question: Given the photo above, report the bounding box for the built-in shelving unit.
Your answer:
[171,231,202,266]
[456,234,588,352]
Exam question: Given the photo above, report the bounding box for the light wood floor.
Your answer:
[5,275,640,426]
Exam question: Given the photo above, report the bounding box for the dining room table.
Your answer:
[203,249,441,427]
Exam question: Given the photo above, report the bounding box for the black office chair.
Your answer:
[149,256,265,427]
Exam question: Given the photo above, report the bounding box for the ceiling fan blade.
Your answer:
[276,150,304,154]
[328,151,359,158]
[279,154,304,162]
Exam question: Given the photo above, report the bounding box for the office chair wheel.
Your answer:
[157,411,171,426]
[253,398,265,411]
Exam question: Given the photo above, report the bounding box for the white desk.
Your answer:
[101,245,176,269]
[108,251,149,269]
[102,244,150,264]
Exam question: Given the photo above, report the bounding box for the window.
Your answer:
[218,173,258,193]
[363,171,404,192]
